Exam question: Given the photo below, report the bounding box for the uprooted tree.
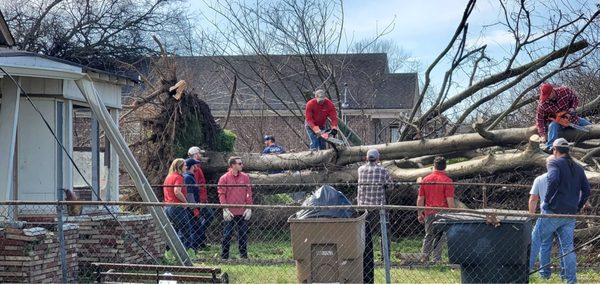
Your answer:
[116,0,600,243]
[120,0,600,193]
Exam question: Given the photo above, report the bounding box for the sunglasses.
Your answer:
[236,162,244,165]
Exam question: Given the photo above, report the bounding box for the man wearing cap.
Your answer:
[537,138,590,282]
[183,158,201,249]
[262,135,285,155]
[357,149,393,284]
[188,146,212,249]
[417,156,455,263]
[528,156,565,278]
[536,83,591,152]
[262,135,286,174]
[305,89,339,150]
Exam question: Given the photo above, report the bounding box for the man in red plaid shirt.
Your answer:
[536,83,591,151]
[357,149,394,283]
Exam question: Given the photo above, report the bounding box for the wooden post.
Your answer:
[0,77,21,221]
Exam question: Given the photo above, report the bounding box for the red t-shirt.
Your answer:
[305,98,338,128]
[163,172,186,203]
[418,170,455,217]
[193,166,208,203]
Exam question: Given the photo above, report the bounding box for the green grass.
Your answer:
[204,263,599,283]
[160,239,600,283]
[199,263,462,283]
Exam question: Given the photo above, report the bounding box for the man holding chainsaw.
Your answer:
[536,83,591,152]
[305,89,340,150]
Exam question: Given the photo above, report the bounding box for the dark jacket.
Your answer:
[543,156,590,214]
[183,172,199,203]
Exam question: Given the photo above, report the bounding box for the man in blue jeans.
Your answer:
[304,89,339,150]
[537,138,590,283]
[535,83,591,152]
[528,163,564,278]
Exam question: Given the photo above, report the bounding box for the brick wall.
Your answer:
[0,224,79,283]
[6,213,166,281]
[64,214,165,269]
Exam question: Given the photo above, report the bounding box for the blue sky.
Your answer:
[189,0,513,84]
[189,0,595,87]
[343,1,509,59]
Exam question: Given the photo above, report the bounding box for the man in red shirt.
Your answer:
[417,156,455,263]
[188,146,212,249]
[218,156,253,259]
[305,89,339,150]
[536,83,591,152]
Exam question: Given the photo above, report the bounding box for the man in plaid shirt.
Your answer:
[536,83,591,151]
[357,149,393,283]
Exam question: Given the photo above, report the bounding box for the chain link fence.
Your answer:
[1,184,599,283]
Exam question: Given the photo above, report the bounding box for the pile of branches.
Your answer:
[122,37,222,200]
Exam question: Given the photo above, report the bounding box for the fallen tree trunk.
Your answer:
[205,125,600,172]
[248,143,600,192]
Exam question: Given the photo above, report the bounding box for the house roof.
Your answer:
[0,9,135,84]
[172,53,418,112]
[0,10,14,47]
[0,49,136,85]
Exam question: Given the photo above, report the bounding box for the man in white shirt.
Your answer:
[529,156,565,278]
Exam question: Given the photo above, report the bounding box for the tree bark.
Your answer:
[246,144,600,193]
[204,125,600,172]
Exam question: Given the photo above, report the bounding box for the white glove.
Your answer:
[243,209,252,220]
[223,209,233,221]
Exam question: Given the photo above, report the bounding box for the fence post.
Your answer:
[57,189,68,283]
[379,208,391,284]
[482,186,487,208]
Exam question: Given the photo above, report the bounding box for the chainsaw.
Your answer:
[319,128,347,147]
[551,111,589,132]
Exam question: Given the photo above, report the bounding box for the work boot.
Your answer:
[541,146,552,154]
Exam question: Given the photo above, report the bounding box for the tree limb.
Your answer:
[203,125,600,173]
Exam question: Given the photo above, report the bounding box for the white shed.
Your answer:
[0,15,133,217]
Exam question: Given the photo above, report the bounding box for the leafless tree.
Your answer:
[1,0,200,69]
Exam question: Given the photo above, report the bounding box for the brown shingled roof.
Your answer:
[166,53,416,112]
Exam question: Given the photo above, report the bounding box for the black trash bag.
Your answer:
[295,185,356,219]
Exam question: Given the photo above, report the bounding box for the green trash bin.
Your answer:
[288,211,367,283]
[434,210,532,283]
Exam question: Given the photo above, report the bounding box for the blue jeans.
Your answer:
[221,216,248,259]
[538,216,577,283]
[546,117,591,149]
[306,125,326,150]
[197,207,215,246]
[530,219,565,278]
[165,206,194,249]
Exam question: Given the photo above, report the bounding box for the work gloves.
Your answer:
[223,208,252,221]
[223,208,234,221]
[243,209,252,220]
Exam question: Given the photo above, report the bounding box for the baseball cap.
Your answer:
[187,146,205,156]
[367,148,380,161]
[552,138,573,149]
[263,135,274,142]
[540,83,553,102]
[185,158,200,169]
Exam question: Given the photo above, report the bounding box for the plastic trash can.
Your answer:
[288,211,367,283]
[433,210,532,283]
